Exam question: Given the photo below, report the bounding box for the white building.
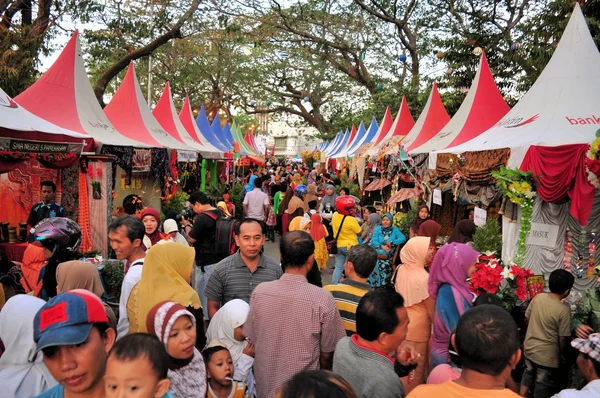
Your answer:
[264,120,320,156]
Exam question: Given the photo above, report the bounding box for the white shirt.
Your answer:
[116,258,144,339]
[243,188,269,219]
[553,379,600,398]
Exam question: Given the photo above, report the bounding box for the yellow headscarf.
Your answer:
[136,242,201,332]
[289,216,312,233]
[217,201,232,217]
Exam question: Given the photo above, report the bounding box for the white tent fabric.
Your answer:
[439,3,600,168]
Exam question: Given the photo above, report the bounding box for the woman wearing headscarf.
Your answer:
[368,213,406,288]
[279,185,294,235]
[217,201,232,218]
[288,217,323,287]
[286,185,306,219]
[140,207,168,250]
[364,212,382,245]
[291,173,303,190]
[428,243,480,368]
[128,242,205,349]
[240,175,259,204]
[310,213,329,270]
[274,181,288,236]
[205,299,255,396]
[0,295,57,397]
[417,220,442,265]
[448,219,477,245]
[147,301,207,398]
[288,216,312,233]
[394,237,434,392]
[319,184,338,238]
[410,204,431,239]
[56,260,117,330]
[303,183,319,213]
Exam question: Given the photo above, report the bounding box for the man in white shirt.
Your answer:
[108,215,146,339]
[553,333,600,397]
[243,176,270,220]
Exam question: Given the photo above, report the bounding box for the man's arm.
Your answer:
[183,224,196,243]
[207,300,221,319]
[243,204,248,218]
[319,351,334,370]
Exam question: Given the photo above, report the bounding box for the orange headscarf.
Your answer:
[396,237,431,307]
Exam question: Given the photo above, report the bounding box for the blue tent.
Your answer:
[211,114,233,148]
[221,122,237,152]
[328,129,351,157]
[323,132,342,155]
[195,106,228,152]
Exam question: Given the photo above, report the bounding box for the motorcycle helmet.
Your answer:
[335,195,355,216]
[32,217,82,257]
[294,185,308,200]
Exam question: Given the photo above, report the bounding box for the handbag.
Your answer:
[327,215,347,255]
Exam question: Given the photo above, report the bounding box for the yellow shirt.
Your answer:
[331,212,362,249]
[408,381,520,398]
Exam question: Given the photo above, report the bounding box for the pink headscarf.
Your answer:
[428,243,479,304]
[396,237,431,307]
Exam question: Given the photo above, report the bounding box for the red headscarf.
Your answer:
[140,208,166,246]
[310,213,327,241]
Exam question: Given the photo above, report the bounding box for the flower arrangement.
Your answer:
[586,135,600,189]
[492,167,536,265]
[470,251,534,311]
[312,150,321,161]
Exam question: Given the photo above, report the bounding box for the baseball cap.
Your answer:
[163,219,178,234]
[572,333,600,362]
[34,289,109,352]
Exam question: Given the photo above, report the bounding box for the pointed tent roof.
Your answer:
[222,122,237,152]
[0,88,92,151]
[348,124,358,144]
[353,117,380,158]
[336,125,363,158]
[324,131,343,156]
[15,31,142,148]
[230,122,251,155]
[411,54,510,154]
[442,4,599,167]
[371,107,394,147]
[401,82,450,152]
[344,122,369,157]
[154,82,222,158]
[370,97,416,158]
[104,63,195,151]
[329,129,351,157]
[195,106,229,152]
[178,97,223,159]
[211,114,233,148]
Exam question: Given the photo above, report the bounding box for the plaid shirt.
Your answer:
[244,273,345,398]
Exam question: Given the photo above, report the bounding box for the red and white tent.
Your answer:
[178,97,223,159]
[15,31,142,148]
[412,53,510,163]
[440,3,600,168]
[367,97,415,158]
[153,83,222,159]
[363,107,395,157]
[104,63,196,152]
[402,82,450,152]
[0,88,91,153]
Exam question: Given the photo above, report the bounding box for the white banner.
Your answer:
[177,150,197,162]
[432,189,442,206]
[474,207,487,227]
[527,222,560,248]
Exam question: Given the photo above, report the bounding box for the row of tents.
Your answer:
[320,3,598,172]
[0,31,265,161]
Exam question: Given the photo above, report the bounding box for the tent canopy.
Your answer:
[196,106,229,152]
[178,97,224,159]
[441,3,600,168]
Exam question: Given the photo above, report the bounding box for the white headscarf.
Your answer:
[0,295,57,398]
[205,299,249,364]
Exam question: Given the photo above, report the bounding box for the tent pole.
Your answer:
[210,160,218,188]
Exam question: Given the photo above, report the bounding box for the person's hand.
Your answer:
[396,343,419,366]
[382,245,391,253]
[243,342,255,358]
[575,324,594,339]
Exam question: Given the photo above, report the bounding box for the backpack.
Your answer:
[203,210,239,260]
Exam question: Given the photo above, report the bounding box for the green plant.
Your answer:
[161,192,190,217]
[230,183,244,217]
[102,260,125,300]
[398,205,418,238]
[472,218,502,255]
[82,249,100,258]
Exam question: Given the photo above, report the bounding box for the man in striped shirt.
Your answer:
[324,244,377,336]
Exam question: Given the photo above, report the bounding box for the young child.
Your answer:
[223,194,235,218]
[307,199,318,216]
[203,341,249,398]
[266,206,277,242]
[105,333,172,398]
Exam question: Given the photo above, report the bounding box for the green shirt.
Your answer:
[273,191,283,215]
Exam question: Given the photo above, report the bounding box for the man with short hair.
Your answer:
[409,305,521,397]
[325,244,376,336]
[205,218,281,319]
[244,231,345,398]
[243,176,270,220]
[27,181,65,233]
[554,333,600,397]
[181,191,222,316]
[520,269,575,397]
[333,289,411,398]
[34,290,116,398]
[108,215,146,338]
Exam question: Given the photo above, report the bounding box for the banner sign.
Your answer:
[177,150,197,162]
[132,149,152,173]
[527,223,560,247]
[432,189,442,206]
[474,207,487,226]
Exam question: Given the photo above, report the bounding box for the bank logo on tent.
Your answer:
[495,114,539,129]
[0,95,18,109]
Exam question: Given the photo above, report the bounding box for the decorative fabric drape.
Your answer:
[86,161,109,257]
[522,192,600,295]
[101,146,133,189]
[37,157,79,169]
[434,149,510,184]
[78,170,93,253]
[520,144,595,226]
[150,148,170,196]
[0,159,25,174]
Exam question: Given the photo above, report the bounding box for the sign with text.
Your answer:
[432,189,442,206]
[177,150,197,163]
[474,207,487,226]
[527,223,560,248]
[9,140,69,153]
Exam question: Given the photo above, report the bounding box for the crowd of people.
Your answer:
[0,169,599,398]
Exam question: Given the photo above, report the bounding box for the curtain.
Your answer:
[520,144,595,226]
[87,161,109,257]
[101,145,133,189]
[0,159,26,174]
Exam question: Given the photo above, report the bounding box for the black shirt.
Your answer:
[188,209,220,266]
[27,201,65,229]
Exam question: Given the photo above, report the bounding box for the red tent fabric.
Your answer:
[372,107,394,147]
[391,97,415,137]
[403,83,451,151]
[348,124,358,146]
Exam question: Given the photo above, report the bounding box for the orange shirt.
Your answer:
[408,381,520,398]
